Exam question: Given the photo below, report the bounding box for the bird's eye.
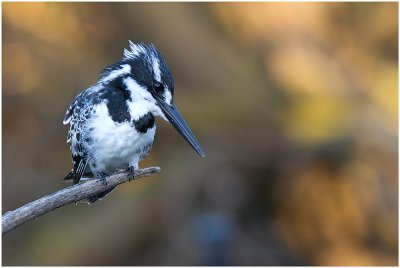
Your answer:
[153,82,164,94]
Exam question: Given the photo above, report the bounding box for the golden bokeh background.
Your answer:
[2,2,398,265]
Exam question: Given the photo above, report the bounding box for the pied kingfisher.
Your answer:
[63,41,205,203]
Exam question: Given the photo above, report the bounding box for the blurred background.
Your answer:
[2,2,398,266]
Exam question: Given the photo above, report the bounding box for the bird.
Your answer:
[63,41,205,203]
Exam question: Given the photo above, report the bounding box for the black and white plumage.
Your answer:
[63,42,205,203]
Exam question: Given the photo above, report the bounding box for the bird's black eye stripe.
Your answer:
[153,82,164,93]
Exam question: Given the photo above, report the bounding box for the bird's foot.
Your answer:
[127,166,135,182]
[96,171,109,186]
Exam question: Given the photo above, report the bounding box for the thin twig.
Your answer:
[2,166,160,236]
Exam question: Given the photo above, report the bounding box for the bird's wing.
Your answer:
[63,87,96,142]
[63,87,96,184]
[63,154,88,184]
[63,90,85,125]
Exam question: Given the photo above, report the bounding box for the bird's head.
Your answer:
[100,41,205,157]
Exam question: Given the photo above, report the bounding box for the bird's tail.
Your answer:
[86,187,116,204]
[62,170,93,182]
[63,170,76,182]
[63,158,88,184]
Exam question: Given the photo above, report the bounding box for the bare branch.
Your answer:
[2,167,160,236]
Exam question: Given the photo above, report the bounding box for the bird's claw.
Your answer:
[96,172,109,186]
[127,166,135,182]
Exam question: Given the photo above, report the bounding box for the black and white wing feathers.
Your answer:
[63,88,95,184]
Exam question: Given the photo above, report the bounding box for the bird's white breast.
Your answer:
[85,103,155,171]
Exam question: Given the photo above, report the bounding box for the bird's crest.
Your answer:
[123,41,157,60]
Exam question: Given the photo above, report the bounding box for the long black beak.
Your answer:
[156,99,205,157]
